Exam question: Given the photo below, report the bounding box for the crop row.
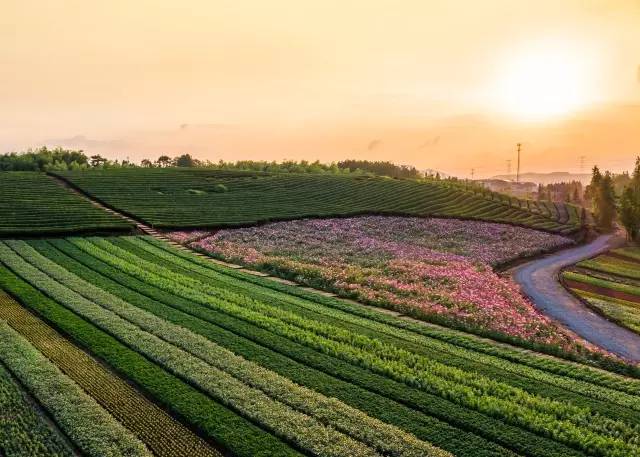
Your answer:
[0,291,220,457]
[144,235,640,386]
[0,320,151,457]
[0,346,73,457]
[0,241,451,457]
[0,264,309,457]
[612,247,640,262]
[53,169,577,233]
[33,236,589,457]
[577,255,640,280]
[0,172,132,235]
[65,237,640,456]
[570,290,640,335]
[36,237,517,457]
[124,236,640,417]
[12,240,451,457]
[563,271,640,298]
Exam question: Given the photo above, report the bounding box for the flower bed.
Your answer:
[174,216,591,352]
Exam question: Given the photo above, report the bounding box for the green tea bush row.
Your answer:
[0,322,151,457]
[73,238,640,457]
[7,240,450,457]
[0,264,301,457]
[0,291,220,457]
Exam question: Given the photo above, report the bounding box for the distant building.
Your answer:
[476,179,538,197]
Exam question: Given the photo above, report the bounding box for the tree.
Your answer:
[156,155,172,167]
[89,155,108,167]
[594,172,616,230]
[141,159,153,168]
[175,154,196,167]
[619,157,640,240]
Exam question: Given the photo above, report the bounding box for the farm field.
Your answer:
[52,168,582,234]
[1,235,640,456]
[563,247,640,335]
[170,216,585,352]
[0,172,133,236]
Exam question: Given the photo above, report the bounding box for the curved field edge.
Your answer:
[177,229,633,376]
[50,169,581,235]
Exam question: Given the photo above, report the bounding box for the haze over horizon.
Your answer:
[2,0,639,178]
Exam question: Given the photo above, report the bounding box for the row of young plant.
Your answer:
[0,263,307,457]
[126,236,640,414]
[37,235,636,455]
[35,238,519,457]
[0,320,151,457]
[577,255,640,280]
[54,169,575,233]
[0,291,220,457]
[153,233,640,382]
[563,271,640,297]
[90,235,635,424]
[0,352,73,457]
[0,172,131,235]
[6,239,450,457]
[0,241,450,457]
[118,237,640,426]
[67,237,640,457]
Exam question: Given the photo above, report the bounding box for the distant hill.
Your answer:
[492,172,591,185]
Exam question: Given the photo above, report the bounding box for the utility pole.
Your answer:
[579,156,586,174]
[506,159,512,175]
[516,143,522,183]
[471,168,475,180]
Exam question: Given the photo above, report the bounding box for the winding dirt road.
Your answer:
[512,233,640,361]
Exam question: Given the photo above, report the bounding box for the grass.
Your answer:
[1,236,640,457]
[52,168,581,234]
[0,172,132,236]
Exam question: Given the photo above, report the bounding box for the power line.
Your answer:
[516,143,522,183]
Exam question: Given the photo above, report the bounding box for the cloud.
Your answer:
[418,136,441,148]
[367,139,382,151]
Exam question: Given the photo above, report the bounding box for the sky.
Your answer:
[1,0,639,178]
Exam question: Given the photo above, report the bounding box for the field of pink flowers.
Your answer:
[169,216,590,351]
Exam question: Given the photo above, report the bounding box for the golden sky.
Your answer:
[2,0,639,177]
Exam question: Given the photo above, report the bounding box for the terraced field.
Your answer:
[563,247,640,335]
[0,172,133,236]
[52,169,582,234]
[1,235,640,457]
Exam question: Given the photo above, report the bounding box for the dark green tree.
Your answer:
[594,172,616,230]
[619,157,640,240]
[175,154,196,167]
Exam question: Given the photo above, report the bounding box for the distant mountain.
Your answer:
[492,172,591,185]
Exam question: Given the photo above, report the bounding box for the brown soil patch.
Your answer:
[564,279,640,304]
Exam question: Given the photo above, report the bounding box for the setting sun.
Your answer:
[496,43,597,121]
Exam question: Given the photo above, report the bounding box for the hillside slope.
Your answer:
[53,169,581,234]
[0,172,133,236]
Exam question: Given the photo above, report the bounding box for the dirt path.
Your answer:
[512,232,640,361]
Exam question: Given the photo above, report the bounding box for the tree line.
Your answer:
[586,158,640,240]
[0,147,428,180]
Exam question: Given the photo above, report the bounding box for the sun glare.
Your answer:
[496,44,595,121]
